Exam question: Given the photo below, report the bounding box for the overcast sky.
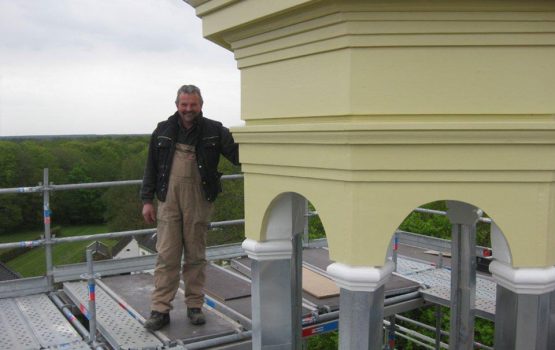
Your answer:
[0,0,241,136]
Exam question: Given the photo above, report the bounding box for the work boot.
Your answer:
[187,307,206,325]
[144,311,170,331]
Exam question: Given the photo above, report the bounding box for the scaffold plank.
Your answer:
[0,298,41,350]
[64,281,163,350]
[15,294,85,348]
[396,257,496,318]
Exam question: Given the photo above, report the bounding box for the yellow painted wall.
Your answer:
[187,0,555,268]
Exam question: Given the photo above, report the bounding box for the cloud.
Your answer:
[0,0,241,136]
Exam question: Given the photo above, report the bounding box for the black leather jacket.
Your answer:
[141,112,239,203]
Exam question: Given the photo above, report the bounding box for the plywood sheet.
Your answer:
[302,267,339,299]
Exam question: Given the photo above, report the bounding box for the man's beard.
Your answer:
[181,111,199,120]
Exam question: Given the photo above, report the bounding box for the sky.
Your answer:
[0,0,241,136]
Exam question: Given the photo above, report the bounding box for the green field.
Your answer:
[5,225,120,277]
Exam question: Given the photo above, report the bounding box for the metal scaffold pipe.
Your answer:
[84,249,100,348]
[183,330,252,350]
[43,168,54,290]
[49,292,91,341]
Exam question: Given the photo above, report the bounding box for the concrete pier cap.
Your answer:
[185,0,555,269]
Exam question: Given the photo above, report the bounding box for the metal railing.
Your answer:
[0,168,246,295]
[0,168,496,350]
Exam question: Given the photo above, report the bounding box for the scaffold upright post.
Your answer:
[43,168,54,290]
[292,232,303,349]
[85,249,98,346]
[243,239,294,349]
[549,290,555,347]
[490,257,555,350]
[386,315,396,350]
[435,252,444,350]
[303,199,309,245]
[446,201,480,350]
[328,262,393,350]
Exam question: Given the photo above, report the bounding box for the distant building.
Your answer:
[112,234,157,260]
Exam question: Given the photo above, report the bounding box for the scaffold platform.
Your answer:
[0,243,497,349]
[0,294,90,350]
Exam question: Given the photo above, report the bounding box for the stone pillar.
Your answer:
[327,261,394,349]
[242,239,293,350]
[490,261,555,350]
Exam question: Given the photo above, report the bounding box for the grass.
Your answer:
[0,228,45,244]
[5,224,120,277]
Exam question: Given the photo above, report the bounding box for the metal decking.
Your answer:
[0,294,89,350]
[396,256,496,319]
[0,244,498,349]
[63,281,166,350]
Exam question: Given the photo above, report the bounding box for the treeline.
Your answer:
[0,137,244,240]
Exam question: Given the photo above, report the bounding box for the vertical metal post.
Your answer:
[303,199,309,245]
[435,305,442,349]
[494,285,552,350]
[292,233,303,350]
[392,233,399,272]
[86,249,98,345]
[338,286,385,349]
[386,315,396,350]
[43,168,54,290]
[251,257,293,349]
[446,201,479,350]
[435,252,443,350]
[549,289,555,348]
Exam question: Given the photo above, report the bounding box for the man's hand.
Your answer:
[142,203,156,224]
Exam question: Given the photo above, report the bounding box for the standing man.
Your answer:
[141,85,239,330]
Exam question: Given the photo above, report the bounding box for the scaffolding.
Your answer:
[0,168,506,349]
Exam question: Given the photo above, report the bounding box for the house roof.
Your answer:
[0,261,21,281]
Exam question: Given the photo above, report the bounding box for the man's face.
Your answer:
[176,93,202,126]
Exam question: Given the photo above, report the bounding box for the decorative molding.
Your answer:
[490,260,555,295]
[241,238,292,261]
[327,261,394,292]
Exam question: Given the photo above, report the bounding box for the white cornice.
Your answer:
[490,261,555,295]
[241,238,292,261]
[327,261,394,292]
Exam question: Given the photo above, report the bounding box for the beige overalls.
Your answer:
[151,143,213,312]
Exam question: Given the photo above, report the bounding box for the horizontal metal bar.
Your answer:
[384,297,428,318]
[53,243,247,282]
[221,174,244,180]
[0,185,43,194]
[0,276,49,298]
[394,314,494,350]
[0,239,45,250]
[384,291,421,306]
[0,174,243,194]
[50,174,243,191]
[384,319,449,349]
[53,255,157,282]
[209,219,244,229]
[184,330,252,350]
[396,230,492,258]
[1,220,243,250]
[51,228,156,244]
[413,207,491,223]
[205,243,246,260]
[305,238,328,249]
[392,331,437,350]
[51,180,142,191]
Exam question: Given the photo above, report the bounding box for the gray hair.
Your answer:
[175,84,203,105]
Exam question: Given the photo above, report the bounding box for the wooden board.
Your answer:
[203,264,251,302]
[302,267,339,299]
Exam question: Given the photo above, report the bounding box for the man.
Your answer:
[140,84,239,330]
